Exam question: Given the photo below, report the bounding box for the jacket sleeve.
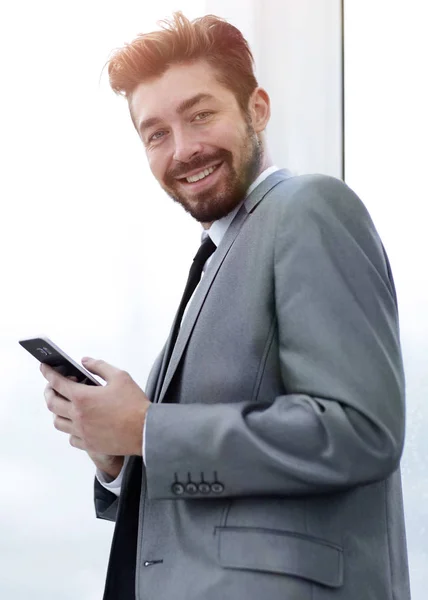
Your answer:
[143,175,405,500]
[94,477,119,521]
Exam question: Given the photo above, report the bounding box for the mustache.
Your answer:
[166,150,232,180]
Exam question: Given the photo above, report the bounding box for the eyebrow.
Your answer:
[138,93,215,136]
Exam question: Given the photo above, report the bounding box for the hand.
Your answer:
[43,372,125,478]
[85,451,125,480]
[41,358,151,463]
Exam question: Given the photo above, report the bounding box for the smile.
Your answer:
[182,163,221,184]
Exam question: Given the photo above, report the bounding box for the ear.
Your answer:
[248,87,271,133]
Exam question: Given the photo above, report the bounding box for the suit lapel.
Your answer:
[157,204,248,403]
[157,168,293,404]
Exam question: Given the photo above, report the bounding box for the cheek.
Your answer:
[229,137,247,168]
[212,126,236,150]
[218,125,246,155]
[147,153,165,181]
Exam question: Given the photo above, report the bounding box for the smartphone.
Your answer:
[19,336,101,386]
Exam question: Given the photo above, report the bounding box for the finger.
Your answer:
[40,364,80,399]
[69,435,86,451]
[54,365,69,377]
[45,382,70,398]
[45,386,74,419]
[81,357,122,382]
[53,415,74,434]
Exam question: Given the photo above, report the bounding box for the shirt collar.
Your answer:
[202,165,280,246]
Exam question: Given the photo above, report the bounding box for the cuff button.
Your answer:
[211,482,224,494]
[171,482,185,495]
[198,482,211,494]
[185,482,198,494]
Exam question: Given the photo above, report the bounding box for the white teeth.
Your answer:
[186,165,217,183]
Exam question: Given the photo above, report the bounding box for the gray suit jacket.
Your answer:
[96,171,410,600]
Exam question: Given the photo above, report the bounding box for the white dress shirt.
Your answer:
[97,165,280,496]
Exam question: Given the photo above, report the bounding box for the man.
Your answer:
[41,12,410,600]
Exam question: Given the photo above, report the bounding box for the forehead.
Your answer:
[129,60,237,126]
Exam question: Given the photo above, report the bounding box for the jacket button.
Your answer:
[171,482,185,495]
[198,482,211,494]
[185,482,198,494]
[211,482,224,494]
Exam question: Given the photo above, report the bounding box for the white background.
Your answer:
[0,1,425,598]
[0,2,203,598]
[344,1,428,596]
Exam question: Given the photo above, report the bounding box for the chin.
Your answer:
[181,189,245,223]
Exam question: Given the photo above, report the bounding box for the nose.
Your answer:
[172,128,203,163]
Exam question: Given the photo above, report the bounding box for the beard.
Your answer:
[160,122,264,223]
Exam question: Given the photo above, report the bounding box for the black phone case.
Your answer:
[19,338,100,385]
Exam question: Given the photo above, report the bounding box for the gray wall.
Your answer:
[206,0,343,177]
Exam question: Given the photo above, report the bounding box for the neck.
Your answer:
[259,142,274,174]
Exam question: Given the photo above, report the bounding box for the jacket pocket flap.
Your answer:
[217,527,343,588]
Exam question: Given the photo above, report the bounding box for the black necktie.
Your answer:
[154,235,217,402]
[173,235,217,339]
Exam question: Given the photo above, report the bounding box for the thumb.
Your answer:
[81,357,121,382]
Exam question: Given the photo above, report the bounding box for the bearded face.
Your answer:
[161,120,263,222]
[130,60,270,225]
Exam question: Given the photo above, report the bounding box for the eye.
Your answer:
[148,130,167,143]
[194,111,213,121]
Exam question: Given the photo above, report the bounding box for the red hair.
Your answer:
[107,12,258,115]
